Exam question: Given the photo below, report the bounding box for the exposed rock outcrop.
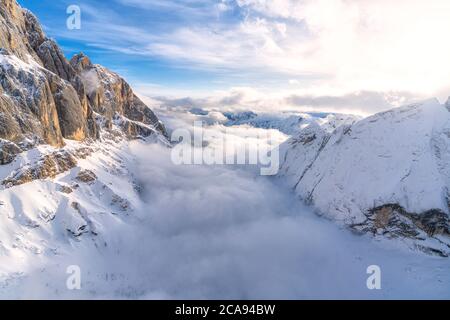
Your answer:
[2,150,78,187]
[0,50,64,146]
[70,53,167,137]
[0,139,21,164]
[46,72,89,141]
[76,169,97,184]
[351,204,450,257]
[0,0,42,62]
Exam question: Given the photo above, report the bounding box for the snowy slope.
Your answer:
[0,133,449,299]
[279,99,450,255]
[0,137,138,256]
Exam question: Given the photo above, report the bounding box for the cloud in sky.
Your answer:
[147,0,450,95]
[116,0,229,16]
[142,86,423,116]
[20,0,450,107]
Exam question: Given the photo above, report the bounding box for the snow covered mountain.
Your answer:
[0,0,170,252]
[0,1,173,297]
[0,0,168,269]
[223,110,359,131]
[279,99,450,256]
[184,108,361,135]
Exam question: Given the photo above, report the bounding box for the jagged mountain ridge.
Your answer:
[0,0,166,163]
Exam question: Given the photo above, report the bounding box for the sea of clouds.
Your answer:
[3,108,449,299]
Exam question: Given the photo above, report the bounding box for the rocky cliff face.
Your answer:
[70,53,167,138]
[0,0,166,158]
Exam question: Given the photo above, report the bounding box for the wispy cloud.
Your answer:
[116,0,229,17]
[142,86,424,116]
[28,0,450,104]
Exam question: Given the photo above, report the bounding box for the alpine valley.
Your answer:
[0,0,449,299]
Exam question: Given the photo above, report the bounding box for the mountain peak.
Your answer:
[70,52,93,72]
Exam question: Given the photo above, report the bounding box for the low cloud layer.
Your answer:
[8,135,450,299]
[94,142,450,299]
[284,91,420,115]
[143,87,424,116]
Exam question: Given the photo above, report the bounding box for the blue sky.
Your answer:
[17,0,450,113]
[18,0,311,97]
[18,0,250,94]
